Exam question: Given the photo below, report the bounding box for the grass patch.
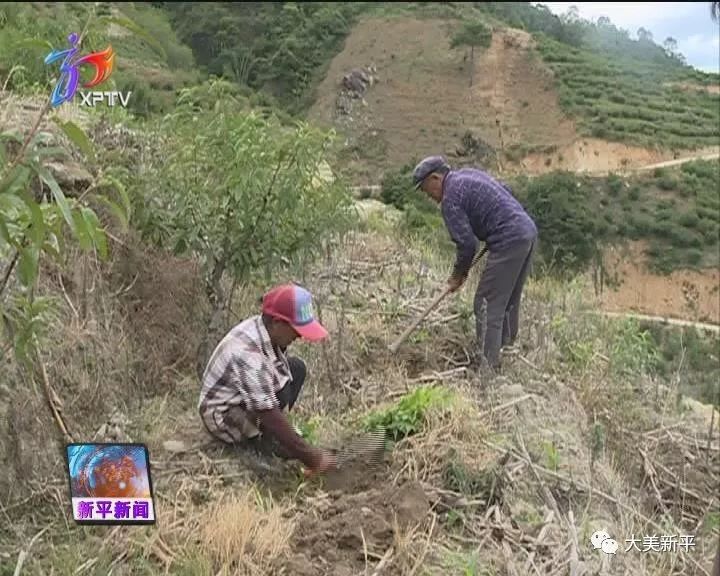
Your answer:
[644,323,720,408]
[439,550,495,576]
[198,488,295,575]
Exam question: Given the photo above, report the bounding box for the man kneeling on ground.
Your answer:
[198,283,336,476]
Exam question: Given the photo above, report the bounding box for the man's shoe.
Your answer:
[502,344,520,356]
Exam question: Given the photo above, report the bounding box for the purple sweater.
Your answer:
[441,168,538,277]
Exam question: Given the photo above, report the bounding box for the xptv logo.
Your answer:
[44,32,131,108]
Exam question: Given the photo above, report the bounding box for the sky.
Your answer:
[538,2,720,73]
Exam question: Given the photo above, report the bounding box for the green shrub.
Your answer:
[607,173,623,196]
[114,75,162,118]
[609,318,659,377]
[380,165,415,210]
[668,227,699,248]
[677,212,700,229]
[685,248,703,266]
[524,171,602,275]
[628,186,641,201]
[700,222,718,245]
[627,214,654,238]
[657,174,679,191]
[138,79,355,321]
[164,2,368,111]
[647,326,720,408]
[363,386,453,441]
[655,209,674,223]
[681,159,718,180]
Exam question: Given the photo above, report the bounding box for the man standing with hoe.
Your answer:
[412,156,538,373]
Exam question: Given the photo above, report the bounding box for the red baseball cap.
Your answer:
[261,284,328,341]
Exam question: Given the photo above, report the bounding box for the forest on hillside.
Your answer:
[153,1,718,112]
[3,2,717,117]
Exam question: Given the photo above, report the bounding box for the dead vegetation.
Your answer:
[0,203,718,576]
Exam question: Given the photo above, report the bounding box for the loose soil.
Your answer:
[286,481,430,576]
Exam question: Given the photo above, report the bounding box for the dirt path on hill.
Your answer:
[593,311,719,333]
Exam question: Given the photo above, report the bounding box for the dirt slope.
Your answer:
[521,140,719,175]
[309,17,706,181]
[308,18,576,181]
[597,241,720,325]
[469,28,576,154]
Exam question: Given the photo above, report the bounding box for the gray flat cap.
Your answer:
[412,155,450,189]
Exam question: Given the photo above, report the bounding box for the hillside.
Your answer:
[1,3,719,576]
[306,11,719,182]
[300,5,719,326]
[0,2,201,118]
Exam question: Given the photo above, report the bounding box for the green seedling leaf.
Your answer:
[72,210,93,251]
[15,38,53,52]
[36,165,76,235]
[0,192,27,216]
[17,245,39,287]
[2,165,32,196]
[81,207,108,259]
[19,191,46,248]
[0,219,10,246]
[33,146,67,161]
[52,119,95,162]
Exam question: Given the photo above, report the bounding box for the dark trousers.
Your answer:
[276,356,306,411]
[474,237,536,369]
[242,356,306,456]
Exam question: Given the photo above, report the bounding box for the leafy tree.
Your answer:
[637,27,653,43]
[161,2,366,112]
[563,5,581,22]
[1,18,130,369]
[523,172,602,276]
[138,79,356,371]
[597,16,612,27]
[450,20,493,87]
[663,36,678,56]
[474,2,582,46]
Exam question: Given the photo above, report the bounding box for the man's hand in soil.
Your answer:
[447,274,466,293]
[304,449,338,477]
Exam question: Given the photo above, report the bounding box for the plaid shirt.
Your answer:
[198,315,291,443]
[441,168,537,277]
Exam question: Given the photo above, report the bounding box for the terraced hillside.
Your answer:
[537,34,719,150]
[306,8,719,182]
